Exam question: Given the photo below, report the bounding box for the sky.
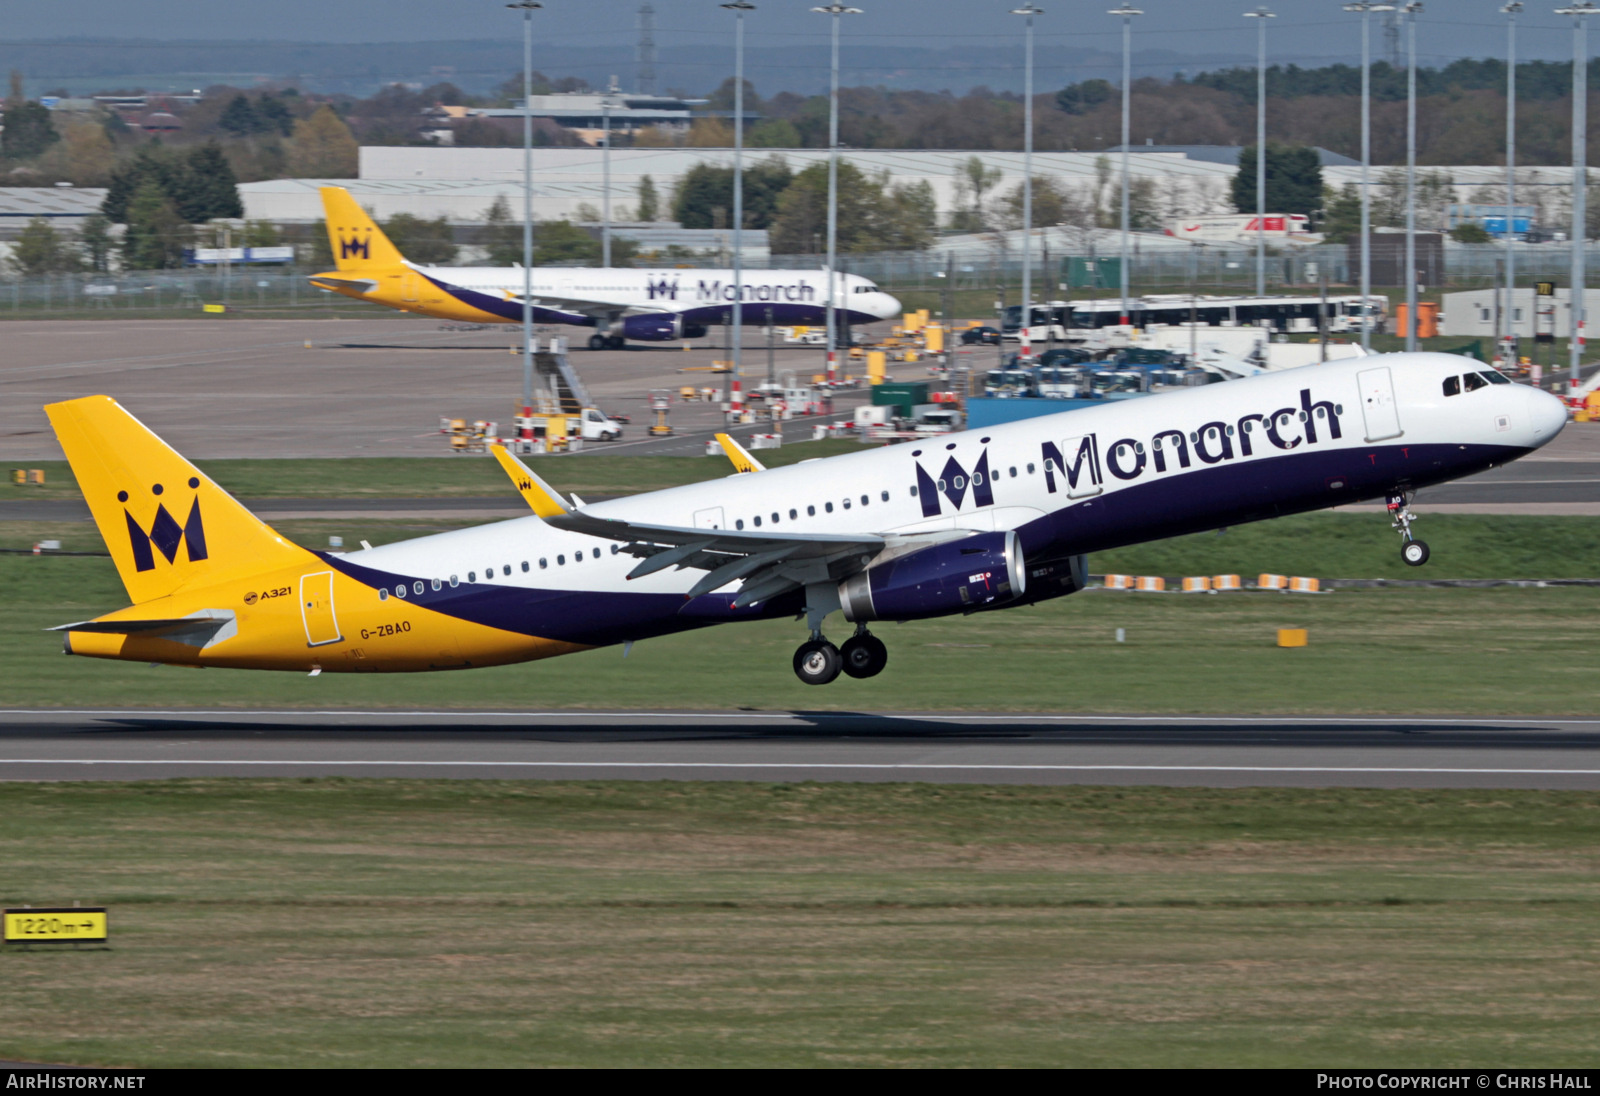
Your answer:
[2,0,1590,67]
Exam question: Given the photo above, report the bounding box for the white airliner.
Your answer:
[47,353,1566,685]
[308,186,901,348]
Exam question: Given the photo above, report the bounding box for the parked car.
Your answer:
[961,326,1002,345]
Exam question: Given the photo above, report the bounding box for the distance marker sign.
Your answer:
[4,908,107,943]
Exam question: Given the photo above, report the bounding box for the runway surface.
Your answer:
[2,708,1597,789]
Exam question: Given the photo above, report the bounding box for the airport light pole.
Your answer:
[508,1,542,414]
[1244,6,1274,299]
[812,4,862,382]
[724,1,755,403]
[1109,4,1142,327]
[1557,2,1596,391]
[1013,4,1043,359]
[1403,2,1422,353]
[602,84,614,268]
[1504,3,1522,365]
[1344,1,1395,352]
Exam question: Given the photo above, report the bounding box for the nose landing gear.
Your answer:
[1387,490,1430,566]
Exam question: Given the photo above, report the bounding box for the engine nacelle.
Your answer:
[621,314,682,341]
[839,530,1027,623]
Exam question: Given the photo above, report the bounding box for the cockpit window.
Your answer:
[1463,372,1488,393]
[1482,368,1511,385]
[1442,376,1461,397]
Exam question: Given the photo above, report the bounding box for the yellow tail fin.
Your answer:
[320,186,406,271]
[45,396,312,605]
[714,432,766,474]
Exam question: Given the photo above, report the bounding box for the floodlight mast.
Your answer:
[1109,5,1143,327]
[1344,2,1396,352]
[1244,7,1274,300]
[1012,5,1044,359]
[1557,2,1597,391]
[507,1,543,413]
[1403,3,1422,353]
[811,4,863,383]
[1503,3,1522,365]
[723,1,756,403]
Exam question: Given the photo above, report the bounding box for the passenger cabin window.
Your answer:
[1463,372,1488,393]
[825,502,833,513]
[1443,375,1461,397]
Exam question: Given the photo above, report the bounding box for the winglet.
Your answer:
[489,443,573,519]
[715,433,766,474]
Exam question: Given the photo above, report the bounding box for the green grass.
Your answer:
[1,440,868,503]
[1,780,1596,1067]
[4,533,1598,713]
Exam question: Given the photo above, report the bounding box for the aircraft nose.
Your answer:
[1524,385,1568,448]
[876,292,901,319]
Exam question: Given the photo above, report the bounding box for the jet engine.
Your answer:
[620,314,679,341]
[619,315,710,342]
[838,530,1027,623]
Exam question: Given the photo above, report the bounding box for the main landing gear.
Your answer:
[793,627,888,685]
[1387,490,1430,567]
[588,334,626,351]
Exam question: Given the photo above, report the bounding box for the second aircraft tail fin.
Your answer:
[319,186,407,271]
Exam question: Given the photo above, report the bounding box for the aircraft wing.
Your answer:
[488,443,884,607]
[554,508,885,607]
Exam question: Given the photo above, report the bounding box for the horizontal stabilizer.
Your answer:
[308,275,378,294]
[53,610,236,649]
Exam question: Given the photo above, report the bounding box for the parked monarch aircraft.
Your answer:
[308,186,901,349]
[46,353,1565,685]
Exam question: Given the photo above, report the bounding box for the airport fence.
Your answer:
[4,242,1599,318]
[770,242,1600,294]
[0,269,343,317]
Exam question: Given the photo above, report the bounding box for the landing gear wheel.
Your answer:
[607,336,626,350]
[588,334,607,351]
[840,633,888,679]
[793,639,842,685]
[1402,540,1430,567]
